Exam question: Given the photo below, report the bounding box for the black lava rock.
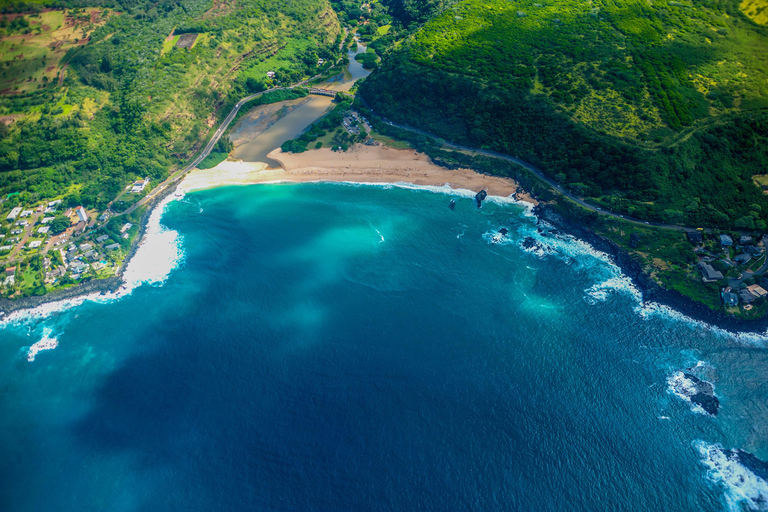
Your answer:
[475,190,487,208]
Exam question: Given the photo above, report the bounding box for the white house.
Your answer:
[28,241,42,249]
[20,209,33,218]
[267,71,276,79]
[76,206,88,223]
[131,177,150,194]
[6,207,22,221]
[120,222,133,233]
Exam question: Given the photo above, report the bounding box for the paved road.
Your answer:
[377,118,693,232]
[116,73,339,217]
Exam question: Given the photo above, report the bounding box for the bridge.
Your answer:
[308,87,337,97]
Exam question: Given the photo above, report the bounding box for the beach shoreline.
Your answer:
[178,145,538,205]
[5,141,768,335]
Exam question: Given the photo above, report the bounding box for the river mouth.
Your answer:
[228,38,372,168]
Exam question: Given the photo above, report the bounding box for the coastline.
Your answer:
[535,204,768,334]
[179,145,538,204]
[0,177,179,317]
[4,141,768,335]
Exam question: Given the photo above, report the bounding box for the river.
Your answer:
[230,38,371,168]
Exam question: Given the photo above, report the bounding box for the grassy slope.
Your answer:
[360,0,768,229]
[0,0,340,207]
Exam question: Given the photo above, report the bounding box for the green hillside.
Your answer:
[360,0,768,229]
[0,0,340,208]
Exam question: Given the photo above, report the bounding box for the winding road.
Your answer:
[376,117,693,232]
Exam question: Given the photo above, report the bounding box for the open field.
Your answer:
[0,8,107,94]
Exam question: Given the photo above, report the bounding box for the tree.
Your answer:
[50,215,71,234]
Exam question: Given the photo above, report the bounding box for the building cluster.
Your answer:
[0,197,134,295]
[689,231,768,311]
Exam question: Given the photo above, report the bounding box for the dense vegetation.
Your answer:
[0,0,341,209]
[360,0,768,230]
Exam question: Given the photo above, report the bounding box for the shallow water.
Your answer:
[230,95,334,167]
[2,183,768,511]
[230,39,371,167]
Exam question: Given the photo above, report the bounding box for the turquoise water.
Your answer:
[2,183,768,511]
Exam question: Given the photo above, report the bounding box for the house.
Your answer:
[98,213,109,222]
[131,177,150,194]
[267,71,276,79]
[41,216,54,224]
[37,226,50,234]
[6,207,22,221]
[699,263,724,282]
[11,229,22,235]
[686,231,703,244]
[91,262,106,272]
[734,253,753,265]
[95,234,109,243]
[79,243,92,252]
[28,241,42,249]
[317,58,324,65]
[739,289,757,303]
[48,199,62,208]
[0,245,12,251]
[745,245,764,255]
[71,263,88,274]
[75,206,88,223]
[20,209,33,218]
[747,284,768,298]
[722,291,739,306]
[5,267,15,276]
[105,243,120,251]
[16,220,28,226]
[740,235,754,245]
[83,250,99,261]
[120,223,133,233]
[720,234,733,246]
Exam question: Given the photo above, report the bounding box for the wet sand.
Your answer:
[180,144,537,204]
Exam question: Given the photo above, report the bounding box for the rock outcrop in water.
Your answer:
[684,373,720,415]
[475,190,487,208]
[449,199,456,210]
[669,371,720,415]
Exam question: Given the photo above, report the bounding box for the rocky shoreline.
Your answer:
[0,180,179,317]
[534,203,768,333]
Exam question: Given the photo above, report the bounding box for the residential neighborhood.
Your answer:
[690,230,768,313]
[0,190,145,298]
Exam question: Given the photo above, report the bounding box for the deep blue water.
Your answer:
[2,183,768,511]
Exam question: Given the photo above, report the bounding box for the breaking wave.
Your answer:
[696,441,768,511]
[26,328,58,362]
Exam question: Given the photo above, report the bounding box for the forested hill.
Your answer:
[0,0,340,209]
[360,0,768,229]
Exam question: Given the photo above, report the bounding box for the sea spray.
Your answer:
[26,327,58,362]
[696,441,768,511]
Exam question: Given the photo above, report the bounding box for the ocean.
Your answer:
[2,183,768,511]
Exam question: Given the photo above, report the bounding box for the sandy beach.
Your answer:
[180,144,537,204]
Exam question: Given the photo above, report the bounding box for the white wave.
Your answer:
[332,180,534,211]
[26,328,58,362]
[636,302,768,345]
[584,275,642,304]
[482,229,515,246]
[667,371,713,416]
[696,441,768,511]
[1,194,185,326]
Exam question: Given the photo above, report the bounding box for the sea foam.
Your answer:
[667,371,710,415]
[26,328,58,362]
[696,441,768,511]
